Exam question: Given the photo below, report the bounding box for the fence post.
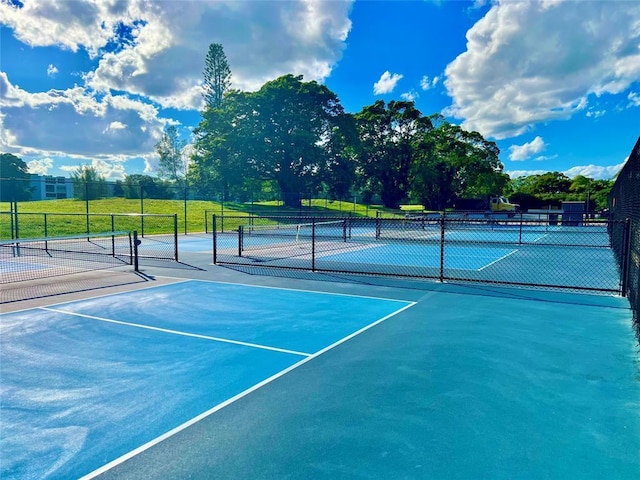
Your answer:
[439,213,445,282]
[519,211,523,245]
[173,214,179,262]
[13,201,19,240]
[85,182,90,235]
[140,184,145,236]
[311,218,316,271]
[212,214,217,264]
[620,218,632,297]
[238,225,243,257]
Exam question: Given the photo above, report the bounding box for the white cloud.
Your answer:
[373,71,403,95]
[27,157,54,175]
[508,136,546,161]
[59,158,127,180]
[564,162,625,180]
[628,92,640,107]
[420,75,439,91]
[1,1,353,110]
[507,162,624,181]
[46,64,58,77]
[0,72,164,159]
[586,110,606,119]
[444,1,640,139]
[401,90,418,102]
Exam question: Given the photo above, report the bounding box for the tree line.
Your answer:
[0,43,616,211]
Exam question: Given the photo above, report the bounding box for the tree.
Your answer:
[72,166,107,200]
[155,125,187,189]
[409,118,505,210]
[122,174,172,199]
[0,153,32,201]
[190,90,257,200]
[190,74,349,207]
[354,100,432,209]
[202,43,231,110]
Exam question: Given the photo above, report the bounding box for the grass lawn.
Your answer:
[0,197,423,239]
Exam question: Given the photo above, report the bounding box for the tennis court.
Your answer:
[1,252,639,479]
[212,218,621,293]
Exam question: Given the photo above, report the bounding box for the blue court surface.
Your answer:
[1,276,639,479]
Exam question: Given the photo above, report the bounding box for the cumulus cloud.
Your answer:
[27,157,54,175]
[0,0,353,110]
[628,92,640,107]
[444,1,640,139]
[508,136,546,161]
[0,72,164,158]
[59,158,127,180]
[46,64,58,77]
[507,162,624,181]
[564,162,625,180]
[374,71,403,95]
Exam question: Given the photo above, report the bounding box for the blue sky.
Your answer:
[1,0,638,182]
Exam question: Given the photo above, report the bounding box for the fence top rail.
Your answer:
[0,211,176,218]
[0,230,131,245]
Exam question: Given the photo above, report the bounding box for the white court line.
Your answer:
[79,300,416,480]
[167,277,414,304]
[477,249,519,271]
[39,307,311,358]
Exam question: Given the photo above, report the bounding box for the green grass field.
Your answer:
[1,197,417,239]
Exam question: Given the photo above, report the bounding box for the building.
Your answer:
[29,174,74,200]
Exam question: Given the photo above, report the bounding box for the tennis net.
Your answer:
[0,231,134,285]
[240,219,347,252]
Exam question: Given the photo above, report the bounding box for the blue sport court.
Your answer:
[1,271,638,479]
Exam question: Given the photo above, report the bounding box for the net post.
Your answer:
[439,213,445,282]
[238,225,243,257]
[212,214,217,264]
[133,230,140,271]
[173,214,179,262]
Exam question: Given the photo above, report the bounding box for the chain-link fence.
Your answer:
[0,176,379,233]
[608,136,640,330]
[1,211,178,262]
[213,214,624,294]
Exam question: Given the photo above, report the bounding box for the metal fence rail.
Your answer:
[213,215,626,295]
[1,211,179,262]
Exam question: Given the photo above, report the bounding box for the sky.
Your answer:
[0,0,639,183]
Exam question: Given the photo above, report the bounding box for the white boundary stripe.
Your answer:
[39,307,311,358]
[477,249,518,271]
[0,277,413,317]
[79,301,416,480]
